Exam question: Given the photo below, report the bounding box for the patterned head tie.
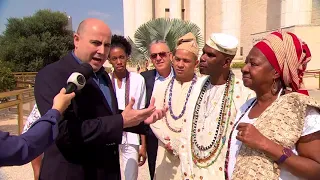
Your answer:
[254,30,311,95]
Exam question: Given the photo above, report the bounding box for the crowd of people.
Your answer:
[0,17,319,180]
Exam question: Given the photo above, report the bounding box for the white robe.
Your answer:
[179,74,253,180]
[151,77,197,180]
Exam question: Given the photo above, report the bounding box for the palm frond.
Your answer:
[133,18,204,61]
[127,36,146,66]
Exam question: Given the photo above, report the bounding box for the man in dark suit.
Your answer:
[34,18,165,180]
[141,40,173,180]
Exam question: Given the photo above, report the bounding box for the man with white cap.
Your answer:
[150,32,200,180]
[178,33,253,179]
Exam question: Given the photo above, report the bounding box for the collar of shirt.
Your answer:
[71,51,82,65]
[71,51,114,112]
[71,51,105,79]
[155,67,174,82]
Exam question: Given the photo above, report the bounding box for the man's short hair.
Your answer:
[148,40,169,53]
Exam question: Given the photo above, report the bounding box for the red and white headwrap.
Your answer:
[254,30,311,95]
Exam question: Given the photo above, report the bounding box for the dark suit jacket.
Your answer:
[140,69,156,108]
[35,52,144,180]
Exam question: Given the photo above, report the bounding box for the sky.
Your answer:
[0,0,124,35]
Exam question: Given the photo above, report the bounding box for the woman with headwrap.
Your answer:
[227,31,320,180]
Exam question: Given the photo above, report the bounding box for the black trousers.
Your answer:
[146,126,158,180]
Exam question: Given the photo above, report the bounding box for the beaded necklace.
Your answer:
[191,72,235,168]
[168,75,197,120]
[224,99,256,179]
[163,75,197,133]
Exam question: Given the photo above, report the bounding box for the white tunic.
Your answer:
[151,77,196,180]
[179,74,253,180]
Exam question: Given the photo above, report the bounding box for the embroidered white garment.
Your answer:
[23,104,41,133]
[228,98,320,180]
[179,74,253,180]
[151,77,195,180]
[110,72,146,145]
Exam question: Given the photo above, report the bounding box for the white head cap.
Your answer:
[206,33,239,55]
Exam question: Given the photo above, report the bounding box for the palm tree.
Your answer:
[127,36,146,66]
[130,18,204,66]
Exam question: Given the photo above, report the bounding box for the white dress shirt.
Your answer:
[110,72,146,145]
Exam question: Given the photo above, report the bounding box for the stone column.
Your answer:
[189,0,205,42]
[221,0,241,41]
[135,0,153,29]
[154,0,169,18]
[281,0,312,27]
[221,0,241,57]
[170,0,182,19]
[123,0,136,39]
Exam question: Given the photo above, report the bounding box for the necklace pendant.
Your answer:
[204,114,208,119]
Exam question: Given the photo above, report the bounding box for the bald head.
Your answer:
[73,18,112,72]
[76,18,111,35]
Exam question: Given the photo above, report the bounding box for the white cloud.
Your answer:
[87,10,111,20]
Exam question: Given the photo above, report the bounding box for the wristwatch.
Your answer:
[276,147,293,164]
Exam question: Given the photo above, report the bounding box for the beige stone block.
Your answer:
[297,11,312,24]
[155,0,169,18]
[294,26,320,71]
[311,0,320,25]
[205,0,222,40]
[304,76,320,89]
[170,0,182,19]
[240,0,268,57]
[299,0,313,12]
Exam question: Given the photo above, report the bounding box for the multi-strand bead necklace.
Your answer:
[163,75,197,133]
[191,73,235,168]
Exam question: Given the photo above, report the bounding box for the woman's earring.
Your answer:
[271,79,278,95]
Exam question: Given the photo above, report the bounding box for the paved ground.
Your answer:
[1,69,320,180]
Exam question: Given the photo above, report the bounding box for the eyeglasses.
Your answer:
[150,52,169,59]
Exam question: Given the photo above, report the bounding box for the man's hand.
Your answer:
[138,135,147,166]
[144,97,168,124]
[122,97,156,128]
[138,145,147,166]
[164,136,173,154]
[52,88,76,114]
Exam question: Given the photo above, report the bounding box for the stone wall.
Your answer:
[205,0,222,41]
[312,0,320,25]
[240,0,268,57]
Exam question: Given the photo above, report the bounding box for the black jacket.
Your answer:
[35,52,144,180]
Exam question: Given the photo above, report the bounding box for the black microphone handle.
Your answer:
[65,83,77,94]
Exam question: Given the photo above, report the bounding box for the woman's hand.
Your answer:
[236,123,268,151]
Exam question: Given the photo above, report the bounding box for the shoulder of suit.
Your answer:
[140,69,156,78]
[36,58,63,79]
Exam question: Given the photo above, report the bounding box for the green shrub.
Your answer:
[0,62,16,92]
[231,62,246,69]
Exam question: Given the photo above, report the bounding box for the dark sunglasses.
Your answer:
[150,52,169,59]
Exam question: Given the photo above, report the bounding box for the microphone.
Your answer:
[66,63,93,94]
